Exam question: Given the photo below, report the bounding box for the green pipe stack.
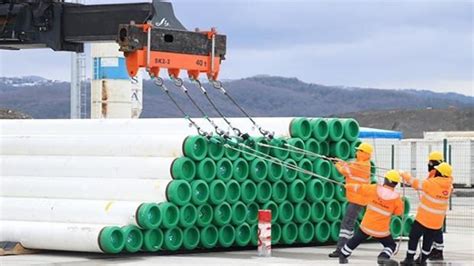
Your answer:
[98,117,412,253]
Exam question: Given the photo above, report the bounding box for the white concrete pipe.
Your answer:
[0,155,195,180]
[0,197,166,229]
[1,176,173,201]
[0,134,208,160]
[0,220,125,253]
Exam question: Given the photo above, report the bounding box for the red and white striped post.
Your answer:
[257,209,271,257]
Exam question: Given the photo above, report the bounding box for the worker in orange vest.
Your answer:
[339,170,404,265]
[425,151,446,260]
[328,142,373,258]
[400,162,453,265]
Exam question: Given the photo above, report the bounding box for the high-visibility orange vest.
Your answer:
[346,184,404,238]
[336,159,371,205]
[410,176,453,230]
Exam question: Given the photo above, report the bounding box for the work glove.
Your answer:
[400,171,412,183]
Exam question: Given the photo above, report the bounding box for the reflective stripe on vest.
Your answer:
[419,203,446,215]
[360,225,390,237]
[349,175,369,183]
[367,204,391,217]
[421,192,449,205]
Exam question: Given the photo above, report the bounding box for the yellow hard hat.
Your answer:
[357,142,373,154]
[435,162,452,177]
[428,151,444,161]
[385,170,401,183]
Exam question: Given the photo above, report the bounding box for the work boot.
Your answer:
[429,249,444,261]
[339,254,348,264]
[400,257,415,265]
[378,256,399,266]
[415,256,427,265]
[328,249,341,258]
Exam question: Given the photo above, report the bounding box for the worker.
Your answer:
[400,162,453,265]
[426,151,446,260]
[339,170,404,265]
[328,142,373,258]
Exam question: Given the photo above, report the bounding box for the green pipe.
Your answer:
[390,216,403,238]
[218,224,236,248]
[171,157,196,181]
[183,135,208,161]
[208,179,227,205]
[310,201,326,222]
[197,158,217,182]
[200,225,218,248]
[310,118,329,142]
[190,180,209,205]
[313,159,331,179]
[246,202,259,224]
[329,139,350,160]
[232,158,249,182]
[358,206,366,221]
[272,180,288,203]
[216,158,233,182]
[256,180,272,203]
[158,202,179,229]
[370,160,376,176]
[330,220,341,242]
[322,181,335,202]
[241,180,257,204]
[331,163,345,182]
[231,201,248,225]
[121,225,142,253]
[196,204,213,227]
[304,138,320,160]
[272,223,282,245]
[325,199,342,222]
[99,226,125,254]
[267,159,284,182]
[249,158,268,182]
[179,203,198,228]
[314,220,330,243]
[297,158,313,182]
[270,138,290,160]
[262,201,279,223]
[213,202,232,226]
[350,139,362,158]
[141,228,163,252]
[341,201,348,215]
[326,119,344,142]
[241,138,257,161]
[226,180,241,204]
[306,179,324,202]
[163,227,183,251]
[288,179,306,203]
[224,138,240,160]
[281,222,298,244]
[402,196,411,215]
[137,203,161,229]
[282,158,298,183]
[334,185,346,202]
[287,138,305,161]
[254,136,271,155]
[208,135,225,161]
[182,226,200,250]
[167,180,192,206]
[341,119,360,142]
[355,220,361,232]
[294,201,311,223]
[290,117,312,140]
[235,223,252,246]
[278,200,295,223]
[298,221,315,244]
[250,224,258,246]
[403,215,415,236]
[319,141,329,156]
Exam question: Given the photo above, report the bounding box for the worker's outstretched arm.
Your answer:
[401,171,423,190]
[344,183,374,197]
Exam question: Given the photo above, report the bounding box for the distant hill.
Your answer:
[0,75,472,120]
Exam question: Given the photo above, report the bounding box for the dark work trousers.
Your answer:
[341,229,397,259]
[432,229,444,251]
[406,220,438,261]
[336,203,364,250]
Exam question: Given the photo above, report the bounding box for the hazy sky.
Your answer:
[0,0,472,96]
